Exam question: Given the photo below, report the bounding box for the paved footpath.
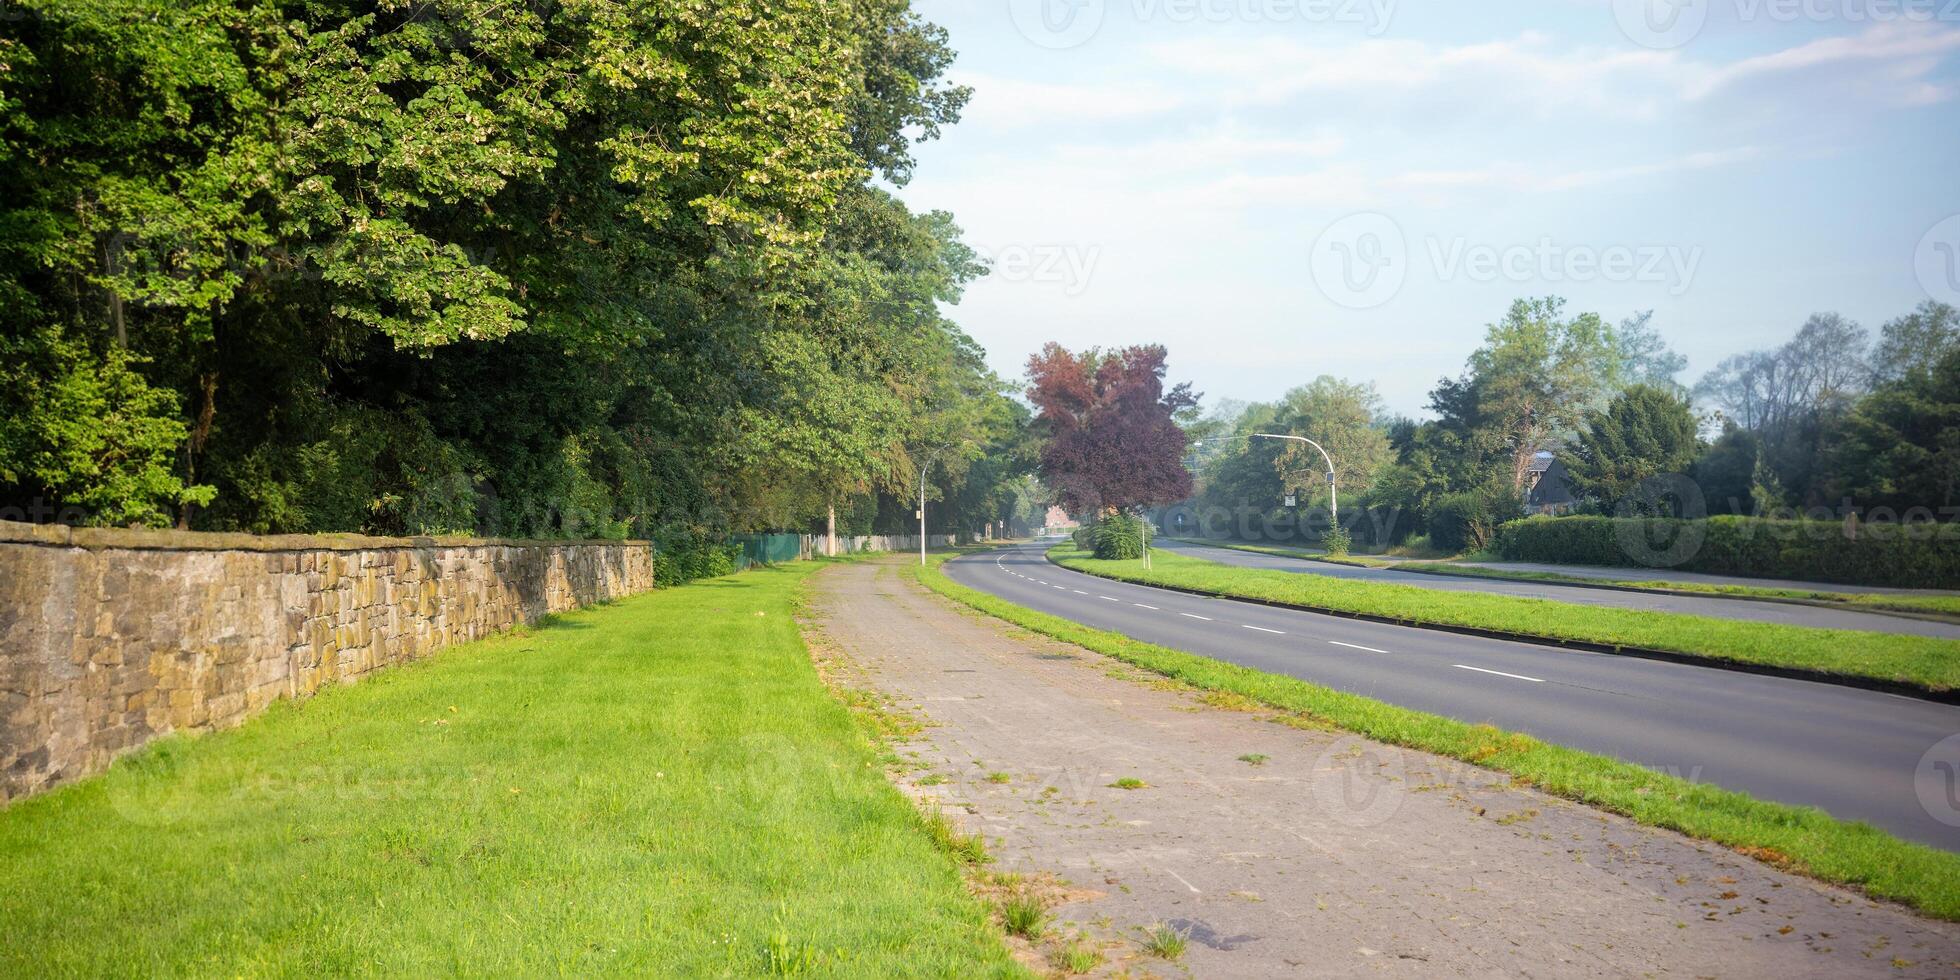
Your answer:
[803,558,1960,978]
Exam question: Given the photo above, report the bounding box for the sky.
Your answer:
[895,0,1960,418]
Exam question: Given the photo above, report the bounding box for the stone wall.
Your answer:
[0,521,655,804]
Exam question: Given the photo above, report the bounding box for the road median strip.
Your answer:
[1048,545,1960,701]
[915,549,1960,922]
[1175,537,1960,624]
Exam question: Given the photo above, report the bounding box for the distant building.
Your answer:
[1524,451,1577,515]
[1043,505,1079,531]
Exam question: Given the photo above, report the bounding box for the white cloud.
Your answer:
[1687,21,1960,104]
[1143,33,1689,120]
[1381,146,1762,194]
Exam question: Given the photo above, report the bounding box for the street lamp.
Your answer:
[1183,435,1340,533]
[1250,432,1338,527]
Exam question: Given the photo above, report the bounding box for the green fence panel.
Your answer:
[729,533,805,570]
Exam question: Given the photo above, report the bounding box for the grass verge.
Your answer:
[1394,560,1960,619]
[911,551,1960,921]
[1055,545,1960,693]
[1170,537,1395,568]
[0,560,1022,976]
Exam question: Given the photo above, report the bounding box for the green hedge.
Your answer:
[652,540,741,585]
[1492,515,1960,588]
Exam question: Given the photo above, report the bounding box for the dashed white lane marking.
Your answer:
[1241,624,1285,634]
[1180,613,1213,621]
[1453,664,1545,683]
[1071,589,1090,595]
[1329,640,1387,654]
[1098,595,1121,602]
[1052,585,1067,590]
[1132,603,1159,610]
[1036,580,1049,585]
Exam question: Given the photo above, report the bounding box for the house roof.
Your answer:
[1527,457,1575,506]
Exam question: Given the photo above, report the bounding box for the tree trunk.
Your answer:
[176,372,218,530]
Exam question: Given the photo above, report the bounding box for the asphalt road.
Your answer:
[1159,538,1960,639]
[946,542,1960,851]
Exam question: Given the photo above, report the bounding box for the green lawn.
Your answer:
[0,561,1020,977]
[1052,546,1960,692]
[914,552,1960,921]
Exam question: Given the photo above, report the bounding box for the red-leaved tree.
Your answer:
[1026,343,1198,514]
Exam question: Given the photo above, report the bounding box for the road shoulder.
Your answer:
[803,556,1960,977]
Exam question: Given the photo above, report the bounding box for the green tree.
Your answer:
[1872,301,1959,385]
[0,326,215,526]
[1691,421,1760,516]
[1267,376,1392,510]
[1560,384,1700,512]
[1827,348,1960,513]
[1464,297,1623,494]
[0,0,1027,542]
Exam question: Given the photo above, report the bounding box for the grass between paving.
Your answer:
[0,559,1022,977]
[1391,561,1960,619]
[1053,545,1960,692]
[912,551,1960,922]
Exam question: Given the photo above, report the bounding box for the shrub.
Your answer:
[1491,514,1960,588]
[1320,521,1352,556]
[653,539,741,586]
[1070,525,1096,550]
[0,325,214,527]
[1091,514,1146,559]
[1428,488,1516,554]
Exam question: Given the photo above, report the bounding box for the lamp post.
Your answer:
[1192,433,1340,527]
[1250,432,1338,527]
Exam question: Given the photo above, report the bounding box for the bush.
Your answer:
[1070,525,1096,550]
[1428,488,1516,555]
[0,325,214,527]
[1491,514,1960,588]
[653,539,741,586]
[1091,514,1147,560]
[1320,521,1352,556]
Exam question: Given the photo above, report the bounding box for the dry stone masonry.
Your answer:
[0,521,654,803]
